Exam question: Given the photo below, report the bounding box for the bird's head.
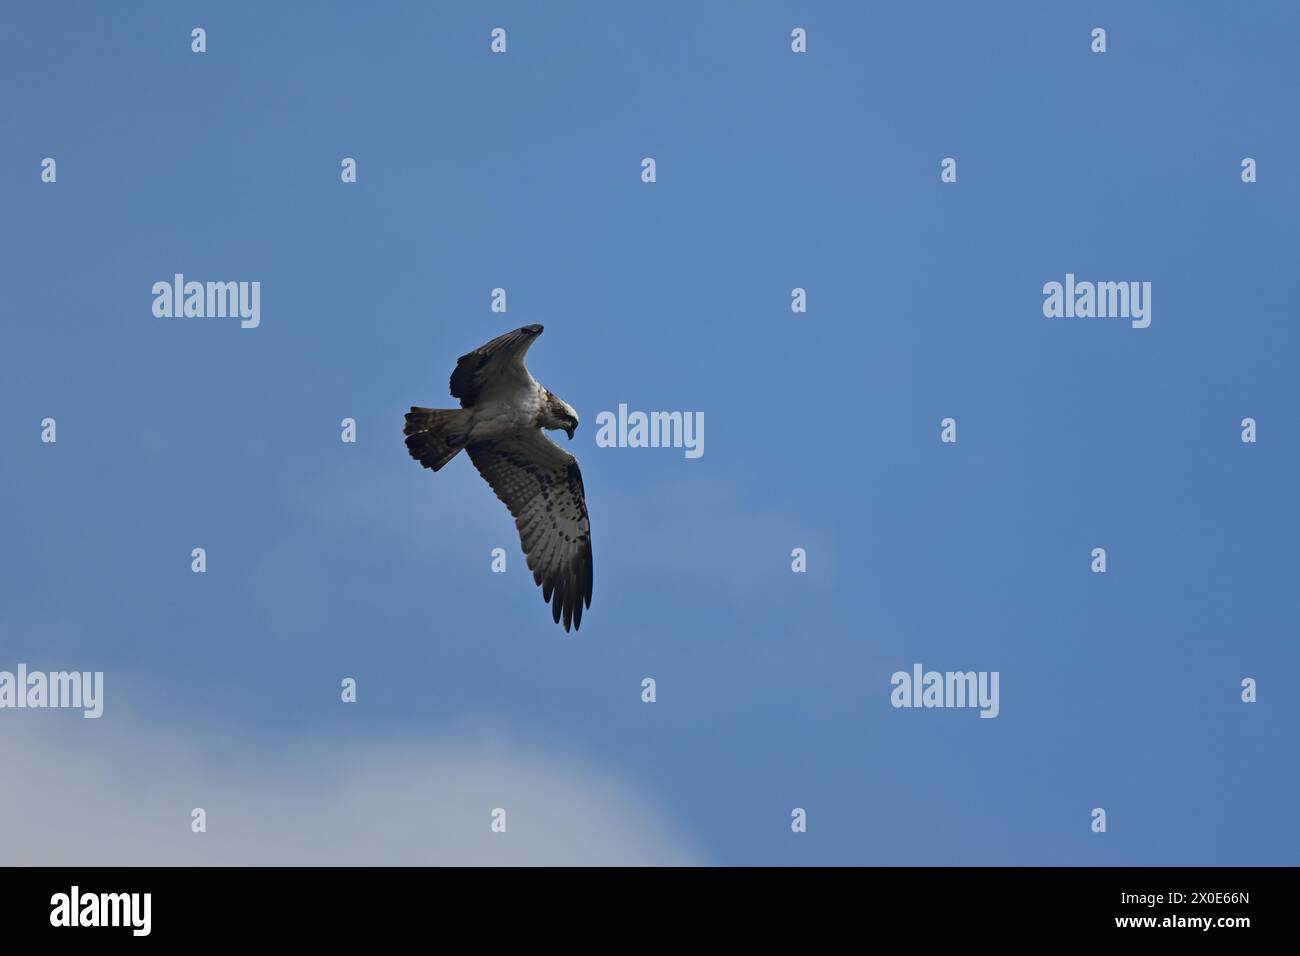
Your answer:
[544,394,580,440]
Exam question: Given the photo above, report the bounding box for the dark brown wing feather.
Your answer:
[466,430,593,632]
[449,324,544,408]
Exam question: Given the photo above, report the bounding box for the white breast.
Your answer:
[467,378,545,441]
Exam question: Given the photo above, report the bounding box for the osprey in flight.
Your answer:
[403,325,594,631]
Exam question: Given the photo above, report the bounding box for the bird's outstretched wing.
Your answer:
[466,429,593,632]
[450,324,544,407]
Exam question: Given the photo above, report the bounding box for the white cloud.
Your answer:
[0,713,705,866]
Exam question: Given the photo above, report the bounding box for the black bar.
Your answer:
[0,867,1279,941]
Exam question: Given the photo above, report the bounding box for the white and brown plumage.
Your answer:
[404,325,593,631]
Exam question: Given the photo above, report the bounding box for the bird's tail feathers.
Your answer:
[404,407,471,472]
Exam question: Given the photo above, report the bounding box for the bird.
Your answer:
[403,324,593,631]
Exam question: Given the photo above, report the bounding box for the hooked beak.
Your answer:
[565,426,575,441]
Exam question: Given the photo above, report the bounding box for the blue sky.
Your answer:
[1,1,1297,865]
